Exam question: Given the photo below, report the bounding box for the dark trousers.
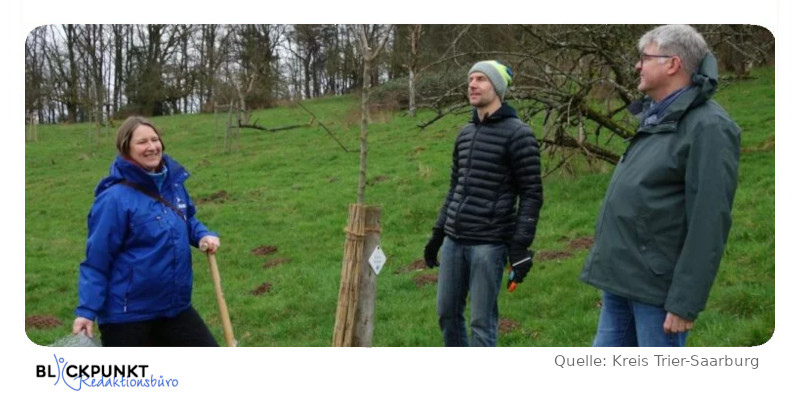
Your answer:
[98,306,219,347]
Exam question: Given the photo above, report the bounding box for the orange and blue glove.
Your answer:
[507,246,533,292]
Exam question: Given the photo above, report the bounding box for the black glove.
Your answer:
[424,228,445,268]
[507,245,533,288]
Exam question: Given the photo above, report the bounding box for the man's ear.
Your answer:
[666,56,684,77]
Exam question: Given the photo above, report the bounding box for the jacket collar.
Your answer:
[95,154,188,197]
[470,102,519,125]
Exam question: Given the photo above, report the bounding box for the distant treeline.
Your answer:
[25,24,773,126]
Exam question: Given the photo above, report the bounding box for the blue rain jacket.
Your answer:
[75,154,216,324]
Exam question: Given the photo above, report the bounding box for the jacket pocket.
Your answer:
[123,262,173,314]
[128,211,165,244]
[634,212,674,276]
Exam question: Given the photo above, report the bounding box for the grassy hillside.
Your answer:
[25,67,774,347]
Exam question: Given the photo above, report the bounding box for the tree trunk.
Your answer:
[354,24,391,204]
[63,24,80,123]
[356,54,370,204]
[408,69,416,118]
[112,25,124,115]
[408,25,421,117]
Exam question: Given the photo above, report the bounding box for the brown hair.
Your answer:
[115,116,165,156]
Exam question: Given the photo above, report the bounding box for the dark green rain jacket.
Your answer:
[580,54,741,321]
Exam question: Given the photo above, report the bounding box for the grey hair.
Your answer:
[638,25,709,75]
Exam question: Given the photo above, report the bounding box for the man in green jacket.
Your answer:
[580,25,741,346]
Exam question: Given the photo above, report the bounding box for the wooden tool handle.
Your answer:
[201,243,236,347]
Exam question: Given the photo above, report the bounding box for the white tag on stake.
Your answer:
[368,245,386,275]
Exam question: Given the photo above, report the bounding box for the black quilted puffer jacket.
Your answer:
[434,103,543,248]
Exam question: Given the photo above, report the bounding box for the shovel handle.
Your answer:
[201,243,236,347]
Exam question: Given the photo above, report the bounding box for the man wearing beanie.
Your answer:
[423,60,543,346]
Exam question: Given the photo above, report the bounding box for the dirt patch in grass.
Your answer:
[537,236,593,262]
[26,315,62,330]
[252,245,278,256]
[537,250,573,261]
[413,274,438,287]
[250,282,273,296]
[396,259,427,274]
[196,190,229,204]
[567,236,594,251]
[498,318,520,334]
[368,175,389,185]
[408,146,427,160]
[263,257,290,268]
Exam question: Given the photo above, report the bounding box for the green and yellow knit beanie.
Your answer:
[468,60,513,100]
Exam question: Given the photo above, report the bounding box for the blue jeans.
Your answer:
[592,291,688,347]
[437,237,507,347]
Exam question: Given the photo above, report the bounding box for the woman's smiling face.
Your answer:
[128,124,163,171]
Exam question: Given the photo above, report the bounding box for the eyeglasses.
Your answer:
[639,53,675,65]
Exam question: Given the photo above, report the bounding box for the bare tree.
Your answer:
[699,24,774,78]
[406,24,772,172]
[25,27,47,125]
[353,24,391,205]
[332,24,392,348]
[196,24,233,112]
[24,23,773,137]
[110,25,129,117]
[78,24,107,131]
[407,25,422,117]
[228,24,283,119]
[52,24,83,122]
[171,24,194,114]
[124,24,182,116]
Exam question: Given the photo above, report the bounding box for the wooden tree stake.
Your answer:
[333,204,381,347]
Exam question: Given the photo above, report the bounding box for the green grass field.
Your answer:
[25,67,774,347]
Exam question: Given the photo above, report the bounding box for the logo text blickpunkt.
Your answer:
[37,354,179,390]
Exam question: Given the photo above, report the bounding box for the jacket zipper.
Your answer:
[124,265,135,312]
[491,135,514,221]
[454,124,482,238]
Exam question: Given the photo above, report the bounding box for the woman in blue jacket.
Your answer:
[72,116,221,346]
